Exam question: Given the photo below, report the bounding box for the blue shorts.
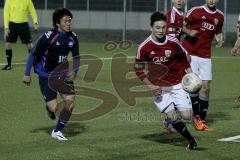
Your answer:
[39,76,75,102]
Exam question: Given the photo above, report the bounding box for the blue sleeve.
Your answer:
[25,52,34,76]
[24,33,48,76]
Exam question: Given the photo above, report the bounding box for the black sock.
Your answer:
[54,119,65,132]
[172,121,194,142]
[190,94,199,116]
[6,49,12,66]
[199,96,209,121]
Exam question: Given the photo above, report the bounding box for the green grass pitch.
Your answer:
[0,41,240,160]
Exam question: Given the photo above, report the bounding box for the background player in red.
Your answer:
[166,0,199,41]
[230,14,240,104]
[230,14,240,56]
[166,0,185,39]
[134,12,197,150]
[182,0,224,131]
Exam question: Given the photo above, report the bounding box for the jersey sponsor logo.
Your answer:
[58,55,67,63]
[68,41,74,48]
[201,22,215,31]
[45,31,53,39]
[153,56,169,64]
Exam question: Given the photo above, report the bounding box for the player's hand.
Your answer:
[22,75,32,86]
[230,47,238,56]
[188,29,198,37]
[4,28,10,39]
[33,23,38,32]
[216,40,224,48]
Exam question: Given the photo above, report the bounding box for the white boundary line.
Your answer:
[0,56,239,66]
[218,135,240,142]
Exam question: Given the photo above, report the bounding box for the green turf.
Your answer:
[0,41,240,160]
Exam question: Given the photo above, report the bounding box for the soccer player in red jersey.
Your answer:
[134,12,197,150]
[230,14,240,56]
[166,0,185,39]
[230,14,240,104]
[181,0,224,131]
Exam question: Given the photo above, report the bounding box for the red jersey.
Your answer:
[135,35,190,87]
[181,5,224,58]
[166,6,184,39]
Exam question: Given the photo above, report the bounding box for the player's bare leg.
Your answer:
[46,99,57,120]
[51,95,74,141]
[165,109,197,150]
[199,80,213,131]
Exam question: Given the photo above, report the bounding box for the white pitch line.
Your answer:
[0,56,239,66]
[218,135,240,142]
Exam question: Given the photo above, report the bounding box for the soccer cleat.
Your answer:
[193,115,204,131]
[186,138,197,150]
[51,130,68,141]
[163,120,176,133]
[202,120,213,132]
[1,65,12,70]
[45,105,56,120]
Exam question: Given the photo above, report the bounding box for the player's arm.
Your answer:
[134,58,161,95]
[177,41,192,73]
[230,20,240,56]
[3,0,10,37]
[231,38,240,56]
[23,34,48,85]
[215,33,224,48]
[28,0,38,31]
[182,20,198,37]
[23,53,34,86]
[182,8,198,37]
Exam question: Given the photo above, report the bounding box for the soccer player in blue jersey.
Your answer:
[22,8,80,141]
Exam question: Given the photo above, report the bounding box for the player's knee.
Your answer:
[165,110,179,121]
[180,110,192,122]
[48,104,57,112]
[46,99,58,112]
[200,81,210,95]
[201,85,210,96]
[63,99,74,111]
[5,43,11,49]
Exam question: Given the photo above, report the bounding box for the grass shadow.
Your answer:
[31,123,87,137]
[141,132,206,151]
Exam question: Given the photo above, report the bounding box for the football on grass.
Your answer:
[181,73,202,93]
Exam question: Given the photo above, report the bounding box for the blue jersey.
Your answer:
[25,28,80,77]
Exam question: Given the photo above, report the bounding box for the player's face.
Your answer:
[57,15,72,33]
[206,0,218,8]
[151,20,166,39]
[172,0,185,10]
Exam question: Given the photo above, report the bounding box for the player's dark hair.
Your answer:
[52,8,73,28]
[150,12,166,27]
